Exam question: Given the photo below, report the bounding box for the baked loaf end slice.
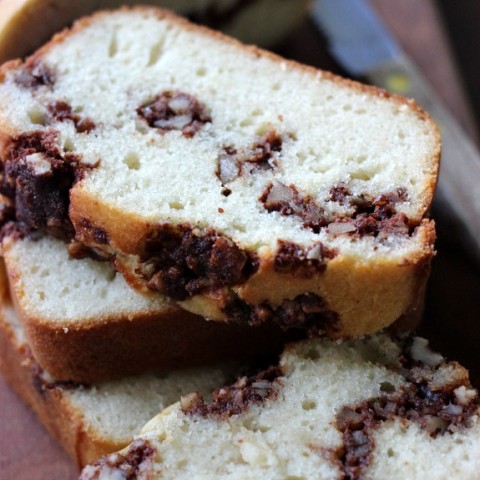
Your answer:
[1,234,290,383]
[80,334,480,480]
[0,0,307,63]
[0,295,239,467]
[0,7,439,335]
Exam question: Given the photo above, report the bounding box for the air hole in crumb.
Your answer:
[252,108,263,117]
[40,269,50,278]
[61,287,70,295]
[241,418,256,431]
[350,170,373,181]
[303,348,320,360]
[311,165,328,174]
[38,291,46,301]
[398,131,406,139]
[108,31,118,57]
[233,223,246,233]
[27,107,46,125]
[240,118,253,127]
[169,201,184,210]
[343,104,352,111]
[30,265,39,274]
[123,152,141,170]
[196,66,207,77]
[255,123,273,136]
[302,400,317,411]
[63,138,75,152]
[147,40,164,66]
[135,120,149,134]
[272,82,280,91]
[356,154,367,164]
[256,425,270,433]
[99,289,108,299]
[355,108,367,114]
[387,448,395,457]
[296,152,307,165]
[74,105,84,113]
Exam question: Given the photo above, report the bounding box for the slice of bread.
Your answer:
[0,292,239,468]
[0,7,439,336]
[1,234,290,383]
[0,0,307,63]
[80,334,480,480]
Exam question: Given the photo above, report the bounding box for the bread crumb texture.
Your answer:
[80,335,480,479]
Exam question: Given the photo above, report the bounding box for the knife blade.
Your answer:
[311,0,480,258]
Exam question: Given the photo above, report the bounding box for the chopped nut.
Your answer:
[25,153,52,176]
[137,91,210,137]
[409,337,444,367]
[454,386,478,406]
[327,221,356,235]
[180,392,203,411]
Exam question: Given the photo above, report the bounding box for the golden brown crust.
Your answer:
[0,302,128,467]
[4,251,291,382]
[20,309,289,383]
[179,232,434,336]
[103,219,435,337]
[71,190,436,340]
[70,190,154,255]
[0,297,127,467]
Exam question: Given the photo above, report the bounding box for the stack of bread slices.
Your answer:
[0,5,478,479]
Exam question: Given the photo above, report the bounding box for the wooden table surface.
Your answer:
[1,1,479,478]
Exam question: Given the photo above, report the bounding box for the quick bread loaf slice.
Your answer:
[0,294,238,468]
[0,7,439,336]
[1,234,289,383]
[0,0,307,63]
[80,334,480,480]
